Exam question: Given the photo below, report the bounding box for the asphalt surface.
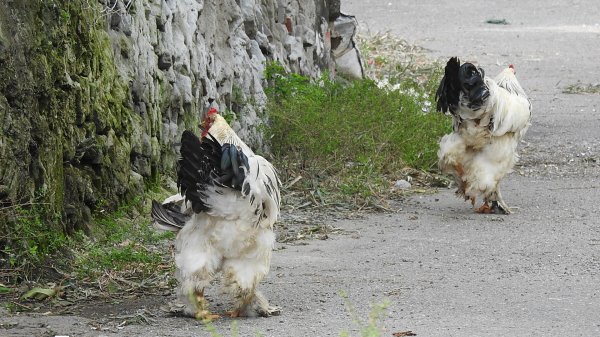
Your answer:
[2,1,599,336]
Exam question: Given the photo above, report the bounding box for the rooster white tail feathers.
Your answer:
[494,67,528,98]
[486,77,532,138]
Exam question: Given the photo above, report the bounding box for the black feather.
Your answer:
[151,200,186,230]
[436,57,490,119]
[436,57,461,114]
[458,63,489,110]
[176,130,251,214]
[177,130,221,213]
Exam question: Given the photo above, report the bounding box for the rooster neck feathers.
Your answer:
[204,114,254,155]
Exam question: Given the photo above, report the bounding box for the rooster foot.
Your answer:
[260,305,282,317]
[490,200,511,214]
[475,202,492,213]
[476,201,510,214]
[225,310,240,318]
[195,310,220,321]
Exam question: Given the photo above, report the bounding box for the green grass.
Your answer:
[264,62,450,205]
[0,192,175,297]
[73,196,175,281]
[0,204,68,275]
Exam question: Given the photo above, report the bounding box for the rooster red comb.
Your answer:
[207,107,219,115]
[508,64,516,74]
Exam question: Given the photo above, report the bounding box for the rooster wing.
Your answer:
[177,130,280,229]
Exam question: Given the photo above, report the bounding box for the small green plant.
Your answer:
[222,109,238,124]
[203,320,242,337]
[0,204,68,275]
[339,290,391,337]
[59,9,71,23]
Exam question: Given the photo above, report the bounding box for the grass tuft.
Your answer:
[73,197,175,282]
[339,290,391,337]
[265,47,450,208]
[563,82,600,94]
[0,203,68,276]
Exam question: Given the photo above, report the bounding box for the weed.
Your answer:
[339,290,392,337]
[73,197,174,281]
[0,203,68,276]
[203,320,242,337]
[264,59,450,208]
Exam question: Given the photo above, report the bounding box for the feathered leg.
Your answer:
[476,190,510,214]
[174,217,222,320]
[221,268,280,317]
[177,272,220,320]
[221,230,280,317]
[476,200,492,213]
[452,164,476,206]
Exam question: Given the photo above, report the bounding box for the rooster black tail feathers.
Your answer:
[436,57,461,114]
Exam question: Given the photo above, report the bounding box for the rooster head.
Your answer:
[458,62,489,109]
[200,107,219,138]
[508,64,516,74]
[436,57,489,114]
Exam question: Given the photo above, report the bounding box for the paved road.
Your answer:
[2,1,599,336]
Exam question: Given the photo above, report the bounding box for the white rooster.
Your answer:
[151,107,281,319]
[436,57,531,214]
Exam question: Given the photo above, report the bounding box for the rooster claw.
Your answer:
[263,305,282,317]
[490,201,511,214]
[475,202,491,213]
[196,310,221,321]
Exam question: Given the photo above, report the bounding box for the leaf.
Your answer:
[393,331,417,337]
[485,18,509,25]
[0,284,11,294]
[21,287,57,301]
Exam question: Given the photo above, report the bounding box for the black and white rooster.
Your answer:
[151,107,281,319]
[436,57,531,214]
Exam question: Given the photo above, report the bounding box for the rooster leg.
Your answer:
[178,273,219,320]
[192,290,220,321]
[453,164,466,196]
[224,288,281,318]
[222,250,280,317]
[222,272,280,318]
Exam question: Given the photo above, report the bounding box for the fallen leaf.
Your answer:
[485,18,509,25]
[0,284,11,294]
[21,287,58,301]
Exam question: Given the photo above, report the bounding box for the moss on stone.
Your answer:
[0,0,139,269]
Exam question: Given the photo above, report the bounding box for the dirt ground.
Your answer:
[2,0,600,336]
